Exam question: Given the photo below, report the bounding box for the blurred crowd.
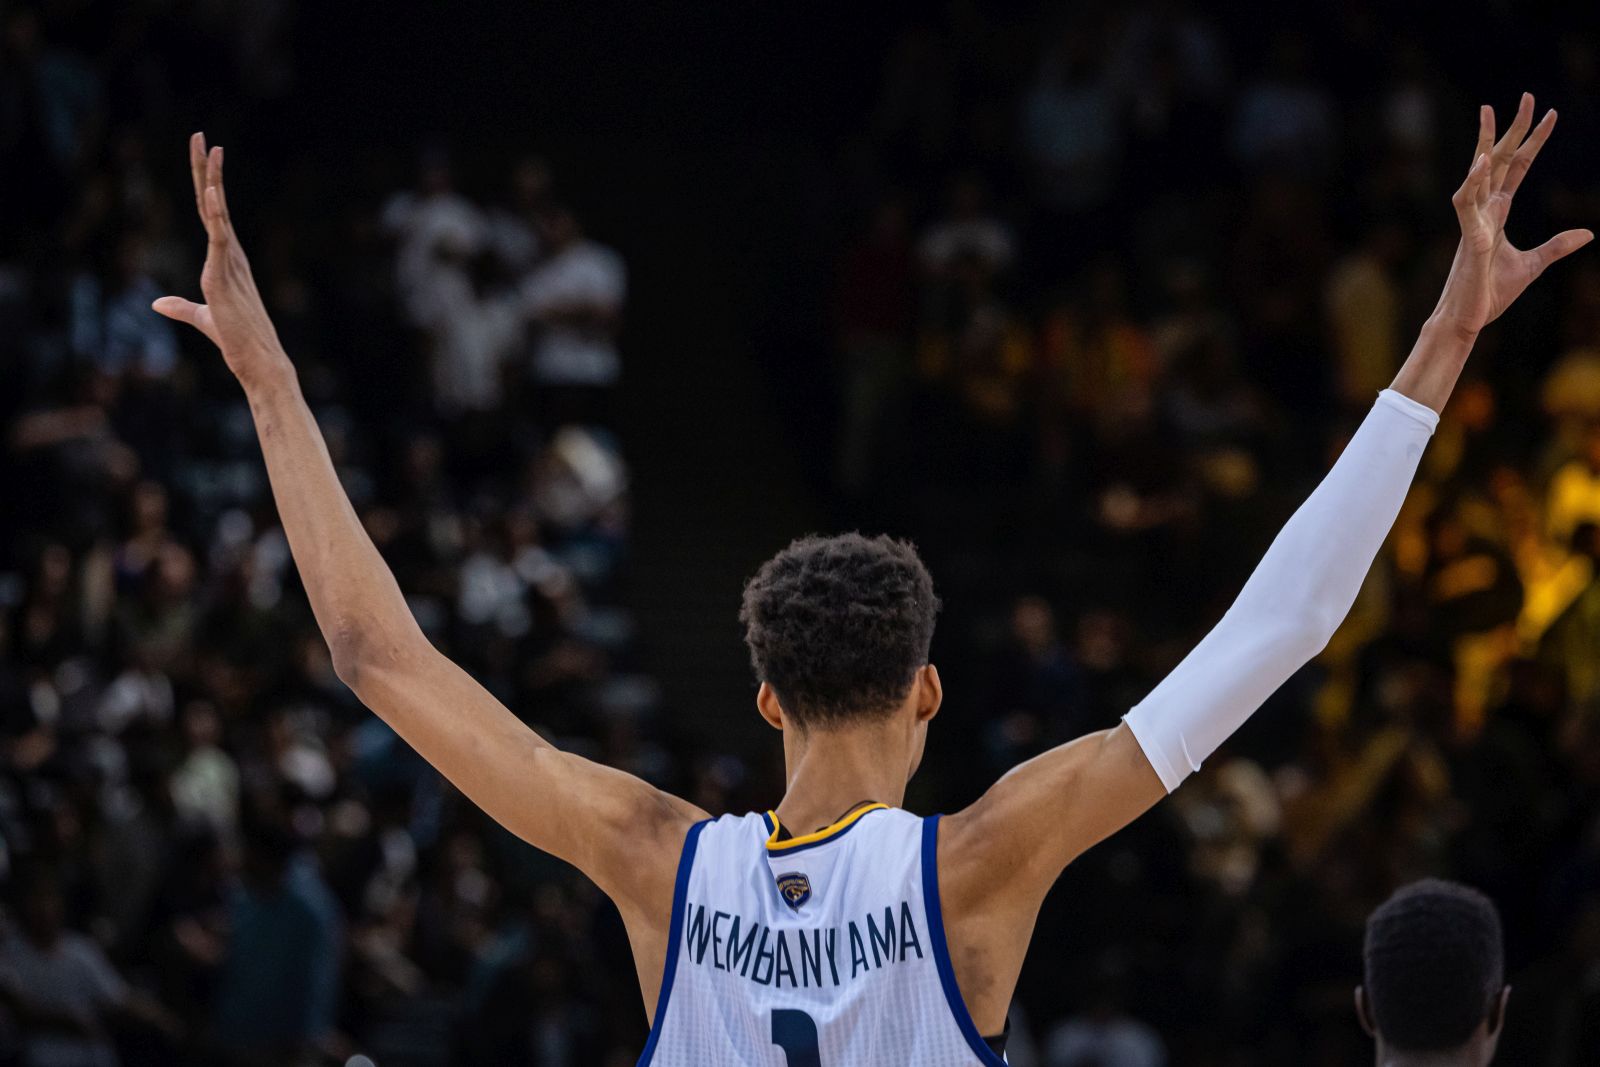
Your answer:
[820,5,1600,1065]
[0,2,676,1065]
[1,1,1599,1066]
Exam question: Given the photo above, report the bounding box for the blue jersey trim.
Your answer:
[637,818,709,1066]
[921,815,1009,1067]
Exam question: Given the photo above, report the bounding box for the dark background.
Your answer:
[2,1,1599,1064]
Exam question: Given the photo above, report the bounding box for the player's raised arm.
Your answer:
[153,135,705,920]
[941,95,1590,901]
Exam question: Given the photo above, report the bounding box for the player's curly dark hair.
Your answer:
[1363,879,1505,1052]
[739,533,940,729]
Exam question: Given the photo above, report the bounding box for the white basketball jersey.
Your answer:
[638,805,1006,1066]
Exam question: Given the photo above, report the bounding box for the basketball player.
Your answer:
[152,95,1587,1064]
[1357,880,1510,1066]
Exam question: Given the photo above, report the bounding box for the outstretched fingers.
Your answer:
[1501,109,1557,200]
[1474,105,1494,164]
[1490,92,1535,190]
[1530,228,1595,274]
[163,136,247,350]
[202,146,235,247]
[189,133,208,218]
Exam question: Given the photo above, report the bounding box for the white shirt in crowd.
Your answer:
[170,743,241,831]
[520,239,626,388]
[918,218,1016,273]
[407,263,523,414]
[383,190,528,413]
[380,189,487,326]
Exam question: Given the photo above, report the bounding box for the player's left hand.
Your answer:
[1435,93,1592,340]
[152,133,289,389]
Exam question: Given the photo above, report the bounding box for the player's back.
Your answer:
[640,804,1005,1066]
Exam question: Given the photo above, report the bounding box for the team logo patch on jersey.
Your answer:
[775,872,812,909]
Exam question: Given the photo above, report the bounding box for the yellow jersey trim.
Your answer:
[765,802,889,852]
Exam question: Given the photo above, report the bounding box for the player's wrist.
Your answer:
[1417,312,1479,358]
[233,346,298,398]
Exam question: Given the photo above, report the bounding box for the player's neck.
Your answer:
[775,719,910,833]
[1374,1041,1484,1067]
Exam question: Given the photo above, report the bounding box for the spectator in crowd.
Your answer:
[69,235,179,382]
[381,150,527,418]
[834,194,915,495]
[211,817,342,1064]
[918,173,1016,279]
[981,594,1087,774]
[1545,422,1600,543]
[408,238,524,418]
[1326,218,1410,408]
[1021,17,1123,264]
[520,205,626,396]
[0,867,182,1066]
[168,701,240,833]
[1231,30,1338,177]
[1043,965,1166,1067]
[383,148,487,327]
[1022,20,1122,216]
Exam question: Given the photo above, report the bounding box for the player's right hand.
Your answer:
[152,132,290,388]
[1434,94,1592,341]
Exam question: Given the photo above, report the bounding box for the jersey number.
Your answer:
[770,1008,821,1067]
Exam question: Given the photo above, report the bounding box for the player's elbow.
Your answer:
[1273,603,1341,662]
[328,619,414,695]
[328,624,370,691]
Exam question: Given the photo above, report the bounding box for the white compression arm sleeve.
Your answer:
[1123,389,1438,792]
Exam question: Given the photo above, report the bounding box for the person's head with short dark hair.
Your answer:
[1356,879,1510,1066]
[741,534,943,770]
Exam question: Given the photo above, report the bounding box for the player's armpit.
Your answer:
[341,635,707,914]
[939,723,1164,909]
[930,725,1163,1032]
